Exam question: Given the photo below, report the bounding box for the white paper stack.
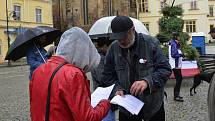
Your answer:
[110,95,144,115]
[91,84,144,115]
[91,84,115,108]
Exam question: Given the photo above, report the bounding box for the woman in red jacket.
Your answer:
[30,27,110,121]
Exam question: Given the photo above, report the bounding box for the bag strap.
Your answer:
[45,61,68,121]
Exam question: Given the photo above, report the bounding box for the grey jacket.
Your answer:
[102,33,171,120]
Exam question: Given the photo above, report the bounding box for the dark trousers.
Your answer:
[172,68,183,97]
[119,104,165,121]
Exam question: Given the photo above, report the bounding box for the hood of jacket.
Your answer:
[56,27,100,73]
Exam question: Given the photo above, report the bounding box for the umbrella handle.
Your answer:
[33,42,46,63]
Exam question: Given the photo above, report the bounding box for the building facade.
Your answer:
[137,0,214,43]
[0,0,53,63]
[208,0,215,42]
[52,0,136,32]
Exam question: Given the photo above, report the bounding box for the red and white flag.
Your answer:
[170,61,200,78]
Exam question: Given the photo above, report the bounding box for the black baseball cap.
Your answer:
[110,16,134,40]
[209,28,215,34]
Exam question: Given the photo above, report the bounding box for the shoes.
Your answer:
[174,96,184,102]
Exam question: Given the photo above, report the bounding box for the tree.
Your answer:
[157,6,184,43]
[157,6,199,60]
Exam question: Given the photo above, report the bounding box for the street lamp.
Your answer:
[6,0,17,66]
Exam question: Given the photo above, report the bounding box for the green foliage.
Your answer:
[159,17,184,34]
[162,46,169,58]
[158,6,184,44]
[162,45,199,61]
[161,32,199,61]
[180,32,190,46]
[157,6,199,60]
[161,6,183,17]
[179,32,199,60]
[181,45,200,60]
[156,32,171,43]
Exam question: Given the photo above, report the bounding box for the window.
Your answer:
[138,0,149,13]
[210,25,214,31]
[14,5,21,20]
[209,5,214,17]
[191,1,198,10]
[185,20,196,33]
[36,8,42,23]
[83,0,89,25]
[0,40,2,55]
[143,22,149,31]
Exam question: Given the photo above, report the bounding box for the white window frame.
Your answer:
[138,0,149,13]
[36,8,42,23]
[13,5,21,21]
[209,5,214,17]
[210,25,214,31]
[191,1,197,10]
[185,20,196,33]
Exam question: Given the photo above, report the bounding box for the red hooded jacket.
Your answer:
[30,56,110,121]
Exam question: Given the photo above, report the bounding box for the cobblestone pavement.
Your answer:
[0,65,30,121]
[0,65,210,121]
[164,78,209,121]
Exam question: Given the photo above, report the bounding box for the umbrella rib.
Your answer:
[33,42,46,63]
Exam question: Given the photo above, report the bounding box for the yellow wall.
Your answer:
[208,0,215,42]
[138,0,164,36]
[138,0,212,42]
[0,0,53,63]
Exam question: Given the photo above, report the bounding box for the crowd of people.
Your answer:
[25,15,214,121]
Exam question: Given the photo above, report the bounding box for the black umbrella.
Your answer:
[5,26,62,61]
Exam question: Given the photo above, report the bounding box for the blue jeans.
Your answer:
[102,109,116,121]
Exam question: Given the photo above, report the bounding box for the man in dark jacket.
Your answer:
[101,16,172,121]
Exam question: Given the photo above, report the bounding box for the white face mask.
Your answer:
[118,33,135,49]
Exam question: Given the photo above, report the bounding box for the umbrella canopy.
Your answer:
[88,16,149,39]
[5,26,61,61]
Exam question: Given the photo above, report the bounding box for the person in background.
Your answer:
[26,36,48,80]
[91,37,113,89]
[47,41,58,58]
[101,16,172,121]
[168,32,184,102]
[30,27,110,121]
[91,37,115,121]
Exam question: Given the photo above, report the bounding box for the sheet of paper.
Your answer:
[110,94,144,115]
[91,84,115,108]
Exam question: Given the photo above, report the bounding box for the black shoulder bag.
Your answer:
[45,62,68,121]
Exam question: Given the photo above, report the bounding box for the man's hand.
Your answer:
[130,80,148,96]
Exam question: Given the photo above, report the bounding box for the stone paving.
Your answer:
[164,78,209,121]
[0,65,30,121]
[0,65,210,121]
